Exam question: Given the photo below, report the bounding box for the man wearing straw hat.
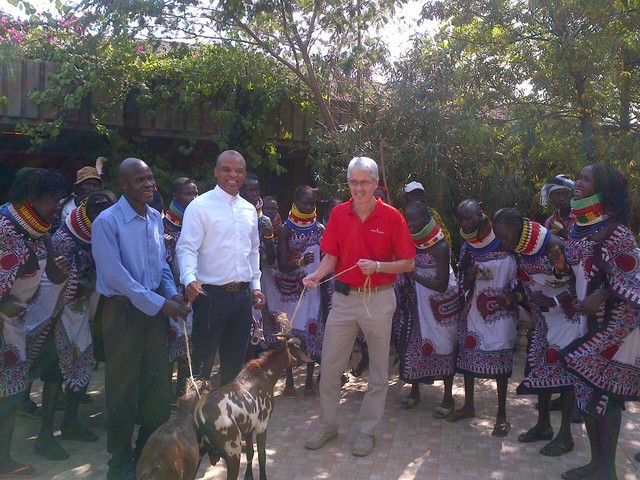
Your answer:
[302,156,414,457]
[59,164,105,224]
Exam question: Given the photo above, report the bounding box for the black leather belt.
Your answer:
[210,282,249,292]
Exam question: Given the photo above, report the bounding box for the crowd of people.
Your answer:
[0,153,638,480]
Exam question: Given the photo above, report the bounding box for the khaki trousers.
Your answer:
[318,287,396,436]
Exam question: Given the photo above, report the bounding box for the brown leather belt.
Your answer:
[210,282,249,292]
[350,283,393,294]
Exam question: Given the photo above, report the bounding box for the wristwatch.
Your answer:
[375,261,381,273]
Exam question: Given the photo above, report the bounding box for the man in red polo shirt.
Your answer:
[303,156,415,457]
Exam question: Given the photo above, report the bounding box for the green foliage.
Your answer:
[370,0,640,232]
[1,9,302,178]
[4,0,640,234]
[78,0,405,139]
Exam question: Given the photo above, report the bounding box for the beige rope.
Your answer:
[181,315,200,398]
[290,263,375,325]
[183,285,206,399]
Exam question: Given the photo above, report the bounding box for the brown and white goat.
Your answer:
[194,335,311,480]
[136,380,213,480]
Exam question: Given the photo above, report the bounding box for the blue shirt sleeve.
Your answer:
[92,213,166,316]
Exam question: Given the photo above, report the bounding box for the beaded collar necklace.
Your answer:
[7,202,51,238]
[515,219,549,256]
[165,199,185,228]
[570,193,606,226]
[460,218,496,250]
[569,218,609,241]
[66,202,92,243]
[271,212,283,230]
[412,217,445,250]
[285,203,318,233]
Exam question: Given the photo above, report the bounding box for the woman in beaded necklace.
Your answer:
[553,163,640,480]
[0,167,69,478]
[493,208,579,457]
[258,196,288,348]
[276,185,325,398]
[447,199,518,438]
[163,177,198,398]
[24,191,116,462]
[393,201,461,416]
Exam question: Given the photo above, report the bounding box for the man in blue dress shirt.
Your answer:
[92,158,190,480]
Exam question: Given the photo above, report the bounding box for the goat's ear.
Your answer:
[286,337,302,346]
[275,333,293,341]
[202,379,213,393]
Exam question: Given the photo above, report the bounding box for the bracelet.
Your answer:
[553,296,561,308]
[297,258,304,268]
[515,292,523,303]
[263,233,274,239]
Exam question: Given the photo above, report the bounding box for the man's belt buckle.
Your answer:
[225,282,242,292]
[356,286,374,294]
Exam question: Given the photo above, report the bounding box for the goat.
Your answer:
[136,379,213,480]
[194,333,311,480]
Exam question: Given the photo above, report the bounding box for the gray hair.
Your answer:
[347,157,379,181]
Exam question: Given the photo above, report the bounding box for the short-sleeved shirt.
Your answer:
[321,197,414,287]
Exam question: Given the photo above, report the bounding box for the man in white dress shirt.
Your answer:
[176,150,266,385]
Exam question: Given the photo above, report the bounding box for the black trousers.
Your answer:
[101,297,170,472]
[191,284,252,386]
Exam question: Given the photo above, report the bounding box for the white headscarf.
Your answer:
[540,174,575,207]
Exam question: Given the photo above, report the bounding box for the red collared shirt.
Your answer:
[321,197,414,287]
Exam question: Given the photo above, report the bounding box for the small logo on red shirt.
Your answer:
[371,228,385,234]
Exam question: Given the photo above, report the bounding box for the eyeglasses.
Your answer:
[347,179,376,188]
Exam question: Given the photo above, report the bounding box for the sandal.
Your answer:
[303,386,315,398]
[446,410,476,423]
[60,424,98,443]
[0,464,41,478]
[400,396,420,410]
[491,421,511,437]
[540,439,574,457]
[517,426,554,443]
[283,386,297,399]
[34,439,70,461]
[432,406,454,419]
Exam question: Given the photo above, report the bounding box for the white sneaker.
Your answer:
[352,433,374,457]
[305,430,338,450]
